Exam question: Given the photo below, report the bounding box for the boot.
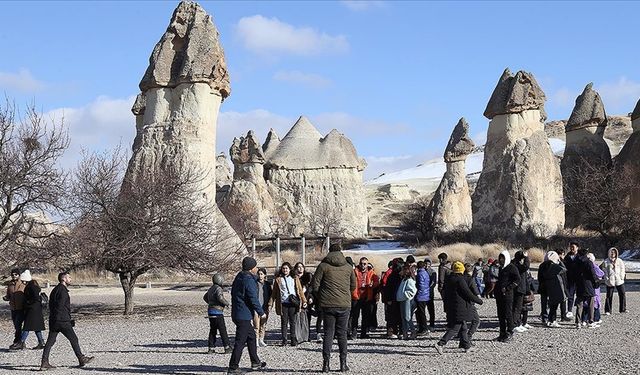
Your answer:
[10,341,25,350]
[322,359,330,373]
[32,340,46,350]
[78,355,94,367]
[340,358,350,372]
[40,359,56,371]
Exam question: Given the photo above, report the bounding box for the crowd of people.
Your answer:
[2,241,629,373]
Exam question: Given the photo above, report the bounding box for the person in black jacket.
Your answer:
[424,259,437,330]
[256,267,272,347]
[204,273,231,353]
[463,263,481,344]
[495,251,519,343]
[382,258,403,339]
[228,257,266,374]
[512,251,530,333]
[15,270,46,350]
[40,272,93,371]
[563,242,580,318]
[574,248,597,328]
[434,261,482,354]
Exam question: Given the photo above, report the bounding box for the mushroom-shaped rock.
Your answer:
[267,116,323,169]
[483,68,546,120]
[262,128,281,159]
[566,83,607,132]
[444,118,475,163]
[139,1,230,98]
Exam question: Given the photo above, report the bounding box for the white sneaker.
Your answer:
[566,312,574,318]
[523,324,533,329]
[582,322,587,327]
[588,322,600,329]
[595,320,603,324]
[605,312,611,316]
[260,339,267,347]
[549,321,561,328]
[514,326,526,333]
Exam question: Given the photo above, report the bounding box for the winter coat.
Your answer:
[489,264,500,282]
[415,268,431,302]
[311,251,357,309]
[497,251,519,298]
[513,252,530,295]
[49,283,72,329]
[352,268,378,301]
[575,255,598,299]
[271,275,306,316]
[563,254,580,284]
[23,281,45,332]
[4,280,25,311]
[437,263,451,293]
[258,280,272,312]
[601,257,626,287]
[204,283,229,316]
[538,260,551,295]
[542,262,568,305]
[396,277,417,302]
[591,262,605,308]
[382,266,402,303]
[463,275,481,320]
[472,263,483,280]
[426,267,437,299]
[231,271,264,321]
[442,273,482,323]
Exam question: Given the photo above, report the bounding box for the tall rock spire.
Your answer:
[444,118,475,163]
[566,83,607,132]
[484,68,547,121]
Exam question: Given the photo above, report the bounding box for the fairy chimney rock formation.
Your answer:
[262,129,280,159]
[561,84,612,227]
[472,68,564,237]
[124,1,242,249]
[430,118,474,233]
[215,152,232,200]
[616,98,640,208]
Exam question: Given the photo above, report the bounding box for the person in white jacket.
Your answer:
[600,247,626,314]
[396,264,417,340]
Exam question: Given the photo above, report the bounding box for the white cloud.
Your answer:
[310,112,411,140]
[366,155,413,164]
[340,0,385,11]
[0,68,47,93]
[236,15,349,56]
[549,87,577,109]
[597,77,640,114]
[217,109,294,155]
[273,70,332,89]
[45,95,137,169]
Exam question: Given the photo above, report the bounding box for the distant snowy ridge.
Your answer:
[366,138,566,187]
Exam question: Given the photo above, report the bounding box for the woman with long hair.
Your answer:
[270,262,306,346]
[16,270,46,350]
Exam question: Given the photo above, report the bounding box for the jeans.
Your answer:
[438,321,470,349]
[228,319,260,370]
[475,277,484,296]
[11,310,25,344]
[20,330,44,343]
[42,323,83,362]
[415,301,427,332]
[426,299,435,328]
[496,292,514,336]
[399,300,415,337]
[280,304,297,344]
[208,316,230,348]
[605,285,626,313]
[575,296,595,324]
[322,308,350,362]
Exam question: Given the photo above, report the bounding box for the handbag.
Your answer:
[284,278,301,306]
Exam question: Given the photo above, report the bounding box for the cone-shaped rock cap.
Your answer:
[262,128,281,157]
[444,118,475,162]
[632,98,640,122]
[139,1,230,98]
[230,130,265,165]
[484,68,546,120]
[266,116,364,170]
[566,83,607,132]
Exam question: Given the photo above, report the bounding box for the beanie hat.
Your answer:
[20,269,32,282]
[452,261,465,274]
[242,257,257,271]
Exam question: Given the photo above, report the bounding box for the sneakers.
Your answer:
[547,321,560,328]
[513,326,527,333]
[258,339,267,347]
[561,317,572,322]
[523,324,533,330]
[605,312,611,316]
[434,343,444,355]
[251,361,267,370]
[316,334,323,343]
[566,312,574,318]
[501,334,513,343]
[78,355,94,368]
[386,334,398,339]
[588,322,600,329]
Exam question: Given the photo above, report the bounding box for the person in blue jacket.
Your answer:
[227,257,267,374]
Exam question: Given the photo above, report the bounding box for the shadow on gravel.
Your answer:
[71,303,200,319]
[138,339,207,349]
[86,364,223,374]
[0,365,36,372]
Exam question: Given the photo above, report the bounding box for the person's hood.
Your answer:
[608,247,618,260]
[322,251,348,267]
[20,270,32,282]
[500,250,511,266]
[546,251,560,264]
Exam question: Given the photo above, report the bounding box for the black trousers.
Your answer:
[426,299,435,327]
[467,307,480,338]
[605,285,626,313]
[208,316,230,348]
[228,319,260,370]
[512,293,524,327]
[350,300,369,335]
[496,293,514,336]
[438,321,470,349]
[540,293,548,321]
[368,302,378,329]
[566,282,576,313]
[415,301,427,332]
[11,310,25,344]
[280,304,297,344]
[548,300,560,323]
[322,308,350,362]
[387,302,401,334]
[42,323,83,362]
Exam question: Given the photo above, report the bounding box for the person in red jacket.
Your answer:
[350,257,379,339]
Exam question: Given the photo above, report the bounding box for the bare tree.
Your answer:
[70,149,244,314]
[399,195,435,243]
[0,99,69,268]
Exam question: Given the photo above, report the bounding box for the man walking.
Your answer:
[40,272,93,370]
[312,243,357,373]
[227,257,266,375]
[4,268,25,349]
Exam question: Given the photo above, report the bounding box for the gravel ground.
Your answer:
[1,285,640,374]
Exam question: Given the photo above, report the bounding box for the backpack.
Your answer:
[40,292,49,310]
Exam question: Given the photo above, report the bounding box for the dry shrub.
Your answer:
[526,247,545,263]
[416,242,508,264]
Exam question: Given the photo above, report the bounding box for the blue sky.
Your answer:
[1,1,639,179]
